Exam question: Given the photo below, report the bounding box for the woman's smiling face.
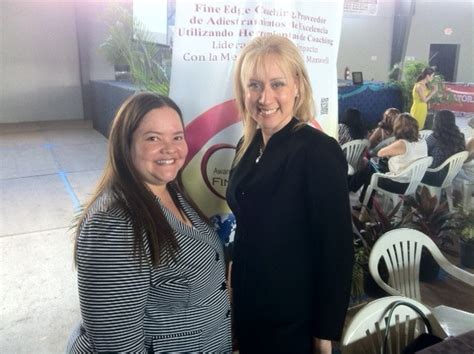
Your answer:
[131,106,188,196]
[244,53,298,141]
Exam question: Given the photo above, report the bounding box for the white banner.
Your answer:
[170,0,343,242]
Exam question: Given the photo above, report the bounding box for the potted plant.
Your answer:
[401,186,456,281]
[449,210,474,268]
[351,199,403,298]
[99,4,170,94]
[460,223,474,268]
[100,5,133,82]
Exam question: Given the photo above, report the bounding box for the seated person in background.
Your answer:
[349,113,427,219]
[422,110,465,185]
[368,107,400,148]
[454,136,474,184]
[338,107,368,145]
[424,112,435,130]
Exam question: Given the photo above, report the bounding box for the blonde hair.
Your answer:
[232,35,315,165]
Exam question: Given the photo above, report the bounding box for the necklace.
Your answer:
[255,147,264,164]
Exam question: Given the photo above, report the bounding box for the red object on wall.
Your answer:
[431,83,474,113]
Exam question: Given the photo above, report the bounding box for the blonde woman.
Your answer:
[226,35,353,354]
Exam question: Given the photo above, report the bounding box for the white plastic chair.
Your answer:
[341,139,370,172]
[420,151,468,211]
[369,228,474,336]
[419,130,433,140]
[347,163,355,176]
[362,157,433,214]
[460,126,473,142]
[341,296,446,354]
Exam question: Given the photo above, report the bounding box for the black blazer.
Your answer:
[227,118,354,353]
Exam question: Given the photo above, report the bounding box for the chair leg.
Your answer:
[463,181,474,211]
[392,195,404,220]
[446,186,454,212]
[426,186,441,208]
[362,185,373,210]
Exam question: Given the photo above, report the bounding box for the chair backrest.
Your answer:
[460,126,473,142]
[341,139,370,171]
[419,130,433,140]
[368,228,474,301]
[436,151,469,188]
[372,136,396,154]
[341,296,446,354]
[394,157,433,196]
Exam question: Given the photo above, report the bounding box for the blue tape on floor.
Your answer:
[58,171,82,212]
[42,143,82,212]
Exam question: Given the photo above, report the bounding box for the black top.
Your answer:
[227,118,354,353]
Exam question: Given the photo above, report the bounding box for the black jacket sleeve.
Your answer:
[305,136,354,340]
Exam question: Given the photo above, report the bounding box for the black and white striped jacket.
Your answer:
[67,190,232,353]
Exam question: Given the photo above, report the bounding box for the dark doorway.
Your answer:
[429,44,459,82]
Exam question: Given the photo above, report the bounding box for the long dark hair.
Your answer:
[416,67,435,82]
[432,110,465,157]
[342,108,367,139]
[75,92,208,267]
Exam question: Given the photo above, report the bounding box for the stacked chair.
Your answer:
[367,228,474,337]
[342,228,474,353]
[341,296,446,354]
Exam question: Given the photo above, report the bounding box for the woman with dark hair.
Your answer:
[338,107,368,145]
[368,107,400,148]
[426,110,465,167]
[422,110,466,185]
[67,93,231,353]
[410,67,438,129]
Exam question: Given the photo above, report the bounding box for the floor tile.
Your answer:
[52,142,107,173]
[0,175,76,236]
[0,228,80,353]
[0,146,57,179]
[0,131,48,147]
[66,170,103,206]
[44,129,107,146]
[37,119,93,131]
[0,122,42,134]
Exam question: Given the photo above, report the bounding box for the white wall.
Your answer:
[338,0,473,83]
[0,1,84,123]
[338,1,396,82]
[406,0,473,83]
[74,1,115,84]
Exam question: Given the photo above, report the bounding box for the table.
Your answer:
[432,305,474,337]
[418,329,474,353]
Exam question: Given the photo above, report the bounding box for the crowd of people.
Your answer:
[340,101,473,220]
[66,35,472,353]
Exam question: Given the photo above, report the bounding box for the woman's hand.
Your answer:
[313,338,332,354]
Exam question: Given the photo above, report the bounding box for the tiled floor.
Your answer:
[0,120,106,353]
